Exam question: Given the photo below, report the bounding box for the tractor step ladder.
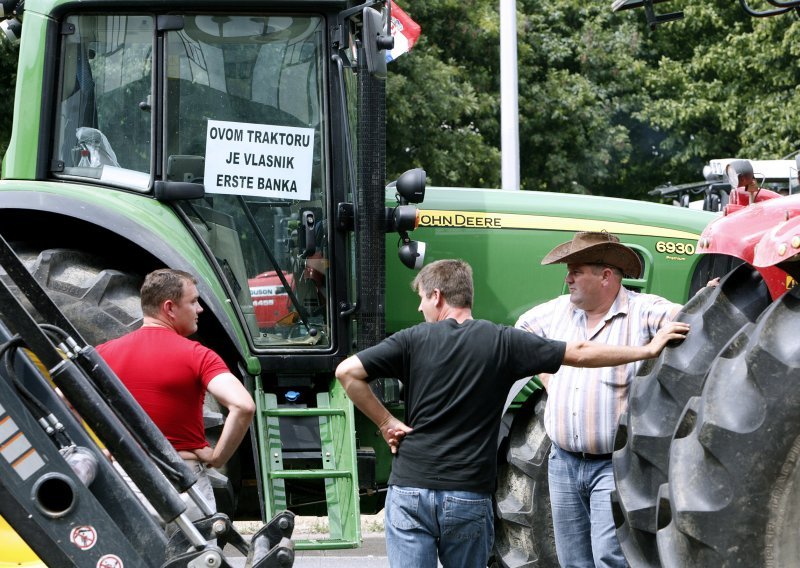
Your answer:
[255,378,361,550]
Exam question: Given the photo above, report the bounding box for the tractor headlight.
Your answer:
[398,236,425,270]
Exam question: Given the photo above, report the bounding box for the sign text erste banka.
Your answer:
[204,119,314,200]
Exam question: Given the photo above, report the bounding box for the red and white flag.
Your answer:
[387,1,421,62]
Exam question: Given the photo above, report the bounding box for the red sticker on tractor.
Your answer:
[97,554,123,568]
[69,525,97,550]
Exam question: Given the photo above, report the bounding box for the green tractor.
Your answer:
[388,186,715,567]
[0,0,718,565]
[0,0,421,560]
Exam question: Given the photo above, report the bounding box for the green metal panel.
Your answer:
[3,11,47,179]
[386,187,717,334]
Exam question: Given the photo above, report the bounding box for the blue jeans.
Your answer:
[384,485,493,568]
[548,445,627,568]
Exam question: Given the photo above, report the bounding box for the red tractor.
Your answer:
[612,162,800,567]
[609,0,800,563]
[249,271,293,329]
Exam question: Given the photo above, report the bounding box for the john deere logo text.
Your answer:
[419,212,502,228]
[415,209,702,240]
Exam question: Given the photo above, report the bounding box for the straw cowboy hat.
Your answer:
[541,231,643,279]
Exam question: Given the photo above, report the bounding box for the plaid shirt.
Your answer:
[516,287,680,454]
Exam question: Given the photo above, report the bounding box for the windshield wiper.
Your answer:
[237,196,317,338]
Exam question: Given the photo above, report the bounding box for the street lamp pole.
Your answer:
[500,0,520,191]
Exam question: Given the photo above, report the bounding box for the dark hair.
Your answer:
[140,269,197,317]
[411,259,473,309]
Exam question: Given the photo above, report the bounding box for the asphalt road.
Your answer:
[288,536,391,568]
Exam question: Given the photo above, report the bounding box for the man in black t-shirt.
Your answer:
[335,259,688,568]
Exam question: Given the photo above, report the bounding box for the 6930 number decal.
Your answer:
[656,241,695,255]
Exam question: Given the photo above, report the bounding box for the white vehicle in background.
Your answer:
[651,154,799,211]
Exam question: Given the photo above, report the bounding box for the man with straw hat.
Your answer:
[516,231,680,568]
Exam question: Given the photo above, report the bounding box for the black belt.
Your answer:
[561,448,613,461]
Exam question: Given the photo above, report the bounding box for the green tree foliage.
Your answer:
[386,0,800,198]
[634,0,800,167]
[515,2,643,194]
[387,0,669,196]
[386,1,502,188]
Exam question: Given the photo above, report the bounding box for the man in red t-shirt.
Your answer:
[98,268,255,522]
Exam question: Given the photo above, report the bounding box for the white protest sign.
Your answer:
[204,119,314,200]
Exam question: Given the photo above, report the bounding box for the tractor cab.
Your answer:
[39,7,425,353]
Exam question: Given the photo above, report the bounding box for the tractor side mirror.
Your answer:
[362,7,393,79]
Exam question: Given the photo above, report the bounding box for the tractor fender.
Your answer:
[753,214,800,276]
[697,194,800,298]
[0,188,253,369]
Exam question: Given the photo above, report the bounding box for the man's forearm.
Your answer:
[336,356,411,454]
[563,321,689,368]
[210,407,253,468]
[336,355,393,428]
[342,378,394,429]
[565,341,651,368]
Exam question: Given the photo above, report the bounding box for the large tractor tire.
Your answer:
[1,247,143,344]
[611,264,770,567]
[493,393,558,567]
[655,286,800,567]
